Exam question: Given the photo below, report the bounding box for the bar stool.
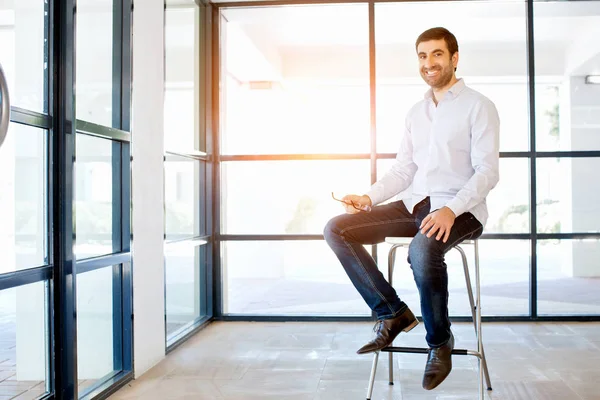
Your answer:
[365,237,492,400]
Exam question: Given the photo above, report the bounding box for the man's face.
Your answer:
[417,39,458,89]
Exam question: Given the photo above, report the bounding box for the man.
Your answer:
[323,27,499,390]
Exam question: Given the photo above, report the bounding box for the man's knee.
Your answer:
[323,215,346,243]
[407,234,444,275]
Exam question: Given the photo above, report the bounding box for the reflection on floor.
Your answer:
[0,309,42,400]
[0,313,96,400]
[109,321,600,400]
[168,322,189,337]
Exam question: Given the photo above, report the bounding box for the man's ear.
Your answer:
[452,52,459,71]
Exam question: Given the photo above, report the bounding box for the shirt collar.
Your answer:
[448,78,466,97]
[423,78,466,100]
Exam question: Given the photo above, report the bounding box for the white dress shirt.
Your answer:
[366,78,500,227]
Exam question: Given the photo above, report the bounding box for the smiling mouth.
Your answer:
[425,70,440,77]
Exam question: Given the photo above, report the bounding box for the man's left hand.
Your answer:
[420,207,456,243]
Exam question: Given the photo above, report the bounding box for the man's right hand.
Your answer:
[341,194,373,214]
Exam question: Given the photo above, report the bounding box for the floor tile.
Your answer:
[108,321,600,400]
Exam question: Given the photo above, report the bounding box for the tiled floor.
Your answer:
[109,321,600,400]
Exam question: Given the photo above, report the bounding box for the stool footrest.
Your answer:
[381,346,469,356]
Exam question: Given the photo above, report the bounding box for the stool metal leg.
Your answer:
[365,244,401,400]
[366,351,379,400]
[474,240,485,400]
[388,352,394,385]
[456,246,492,389]
[455,245,492,392]
[387,245,399,385]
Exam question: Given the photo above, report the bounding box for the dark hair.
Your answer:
[415,27,459,56]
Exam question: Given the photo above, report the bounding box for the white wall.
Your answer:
[131,0,166,378]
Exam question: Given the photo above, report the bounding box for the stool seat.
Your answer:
[385,236,476,246]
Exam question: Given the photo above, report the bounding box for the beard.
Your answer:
[420,63,454,89]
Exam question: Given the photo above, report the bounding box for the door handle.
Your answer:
[0,62,10,149]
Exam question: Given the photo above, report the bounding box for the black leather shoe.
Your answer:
[422,332,454,390]
[356,308,418,354]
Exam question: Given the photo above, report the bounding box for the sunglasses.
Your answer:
[331,192,371,212]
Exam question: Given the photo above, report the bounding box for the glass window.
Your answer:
[537,158,600,234]
[464,239,530,317]
[0,0,47,113]
[165,154,202,241]
[166,242,207,336]
[165,5,200,151]
[378,239,530,317]
[75,134,115,259]
[220,4,370,155]
[221,160,371,234]
[164,89,196,151]
[375,1,528,153]
[76,266,120,394]
[0,124,47,272]
[485,158,530,234]
[222,240,370,316]
[76,0,114,126]
[534,1,600,151]
[538,239,600,316]
[0,282,50,399]
[164,0,210,348]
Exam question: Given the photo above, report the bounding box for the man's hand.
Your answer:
[341,194,372,214]
[420,207,456,242]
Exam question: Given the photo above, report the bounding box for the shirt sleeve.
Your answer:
[365,116,418,206]
[445,97,500,217]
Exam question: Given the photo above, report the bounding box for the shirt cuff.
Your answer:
[445,197,467,218]
[365,186,383,207]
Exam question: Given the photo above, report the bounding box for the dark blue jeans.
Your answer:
[323,197,483,348]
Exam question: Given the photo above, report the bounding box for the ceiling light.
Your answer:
[585,75,600,84]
